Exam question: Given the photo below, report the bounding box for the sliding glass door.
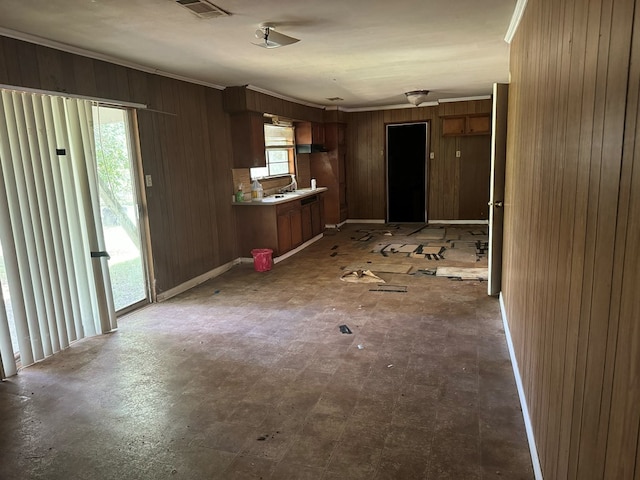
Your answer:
[0,91,150,378]
[93,106,148,312]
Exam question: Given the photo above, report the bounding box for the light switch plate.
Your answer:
[145,175,153,187]
[456,150,461,158]
[429,152,435,159]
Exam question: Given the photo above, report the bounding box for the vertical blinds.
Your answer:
[0,90,116,378]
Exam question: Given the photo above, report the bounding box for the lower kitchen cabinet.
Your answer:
[277,202,303,253]
[235,192,324,257]
[311,200,323,236]
[301,204,312,240]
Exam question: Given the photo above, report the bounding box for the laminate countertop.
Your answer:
[232,187,327,206]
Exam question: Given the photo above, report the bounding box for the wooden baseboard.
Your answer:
[156,259,240,302]
[428,219,489,225]
[499,293,544,480]
[345,219,386,224]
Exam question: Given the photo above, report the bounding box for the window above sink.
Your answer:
[250,124,296,180]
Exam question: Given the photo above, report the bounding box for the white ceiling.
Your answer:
[0,0,516,109]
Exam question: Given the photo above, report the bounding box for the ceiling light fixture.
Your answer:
[253,25,300,49]
[405,90,430,106]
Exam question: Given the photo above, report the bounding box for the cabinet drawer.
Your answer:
[276,199,301,215]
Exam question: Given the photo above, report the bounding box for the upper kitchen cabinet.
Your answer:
[295,122,325,153]
[442,114,491,136]
[230,112,266,168]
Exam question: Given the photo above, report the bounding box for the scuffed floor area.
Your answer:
[0,224,533,479]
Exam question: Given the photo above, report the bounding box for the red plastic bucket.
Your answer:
[251,248,273,272]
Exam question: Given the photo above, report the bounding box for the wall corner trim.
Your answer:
[499,292,544,480]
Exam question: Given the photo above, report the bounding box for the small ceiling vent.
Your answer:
[176,0,230,19]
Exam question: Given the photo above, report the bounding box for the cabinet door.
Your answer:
[277,213,292,254]
[442,117,466,136]
[290,209,303,248]
[467,115,491,134]
[231,112,266,168]
[311,201,322,236]
[312,123,325,146]
[301,204,312,242]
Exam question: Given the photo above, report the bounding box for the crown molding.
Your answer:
[245,85,327,110]
[333,95,492,113]
[0,27,226,91]
[339,102,439,113]
[504,0,529,44]
[438,95,492,103]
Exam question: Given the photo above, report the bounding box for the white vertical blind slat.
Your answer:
[14,94,53,358]
[0,284,14,377]
[79,102,116,333]
[41,96,75,347]
[66,100,116,335]
[23,95,60,354]
[51,97,86,341]
[32,96,68,350]
[2,92,44,362]
[63,99,98,337]
[0,93,30,371]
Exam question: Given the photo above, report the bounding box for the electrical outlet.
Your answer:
[456,150,461,158]
[145,175,153,187]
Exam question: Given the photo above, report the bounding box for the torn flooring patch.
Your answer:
[340,269,386,283]
[435,267,488,280]
[344,263,413,274]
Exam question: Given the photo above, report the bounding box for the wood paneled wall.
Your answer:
[0,36,237,295]
[503,0,640,478]
[345,100,492,220]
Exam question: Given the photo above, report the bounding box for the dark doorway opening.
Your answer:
[387,123,428,222]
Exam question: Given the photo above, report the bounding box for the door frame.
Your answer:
[385,121,429,223]
[126,108,156,305]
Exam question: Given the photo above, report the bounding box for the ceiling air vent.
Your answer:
[176,0,230,19]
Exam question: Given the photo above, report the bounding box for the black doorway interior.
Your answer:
[387,122,427,222]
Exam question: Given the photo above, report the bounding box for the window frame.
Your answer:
[250,124,296,180]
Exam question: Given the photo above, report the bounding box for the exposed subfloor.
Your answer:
[0,223,534,479]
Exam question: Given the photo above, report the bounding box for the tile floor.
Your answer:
[0,224,534,479]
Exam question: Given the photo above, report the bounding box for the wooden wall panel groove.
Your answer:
[503,0,640,477]
[603,1,640,477]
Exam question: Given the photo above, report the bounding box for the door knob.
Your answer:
[488,201,504,208]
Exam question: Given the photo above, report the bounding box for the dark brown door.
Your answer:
[488,83,509,296]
